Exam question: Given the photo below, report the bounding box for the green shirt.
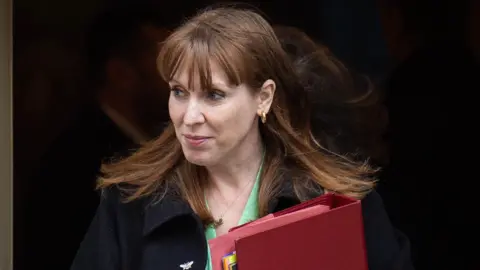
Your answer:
[204,156,264,270]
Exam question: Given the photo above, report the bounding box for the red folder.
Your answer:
[209,193,368,270]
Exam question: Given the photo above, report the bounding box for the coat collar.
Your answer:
[142,178,324,236]
[142,186,193,236]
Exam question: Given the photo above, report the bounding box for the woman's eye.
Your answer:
[171,88,186,97]
[206,90,225,101]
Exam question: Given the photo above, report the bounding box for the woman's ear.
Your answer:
[257,79,276,114]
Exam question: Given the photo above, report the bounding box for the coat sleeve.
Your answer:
[361,190,415,270]
[70,189,120,270]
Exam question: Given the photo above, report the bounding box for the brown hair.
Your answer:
[98,7,376,225]
[273,25,389,165]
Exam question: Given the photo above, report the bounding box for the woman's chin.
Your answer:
[183,152,216,167]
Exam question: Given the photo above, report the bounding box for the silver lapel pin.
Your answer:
[179,261,194,270]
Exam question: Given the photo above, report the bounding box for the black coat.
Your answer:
[71,180,414,270]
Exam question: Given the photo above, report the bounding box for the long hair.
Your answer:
[98,7,376,225]
[274,25,389,165]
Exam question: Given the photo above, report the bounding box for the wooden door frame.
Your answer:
[0,0,13,268]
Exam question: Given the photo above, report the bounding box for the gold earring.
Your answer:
[261,111,267,124]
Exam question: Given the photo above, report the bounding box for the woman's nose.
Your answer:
[183,100,205,126]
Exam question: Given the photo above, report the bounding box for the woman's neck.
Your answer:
[206,132,263,193]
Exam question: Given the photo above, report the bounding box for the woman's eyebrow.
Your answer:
[169,79,187,88]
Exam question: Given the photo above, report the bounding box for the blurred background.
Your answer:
[13,0,479,269]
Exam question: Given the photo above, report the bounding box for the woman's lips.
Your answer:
[183,135,210,147]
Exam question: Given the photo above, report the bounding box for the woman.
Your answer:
[274,25,389,166]
[71,7,413,270]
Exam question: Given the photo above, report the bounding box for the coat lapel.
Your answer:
[143,190,194,236]
[142,189,207,270]
[140,177,324,270]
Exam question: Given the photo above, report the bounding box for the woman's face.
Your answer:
[168,61,274,167]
